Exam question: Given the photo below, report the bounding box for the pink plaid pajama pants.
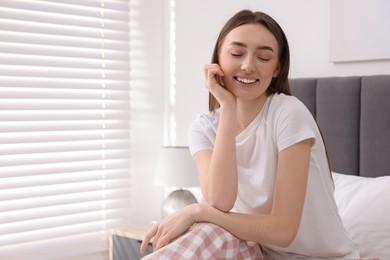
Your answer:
[141,222,264,259]
[141,222,382,260]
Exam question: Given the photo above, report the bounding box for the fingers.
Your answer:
[139,223,170,253]
[140,208,194,253]
[204,64,237,107]
[139,225,157,254]
[204,63,224,77]
[152,224,163,251]
[152,224,175,251]
[154,232,171,252]
[204,64,225,88]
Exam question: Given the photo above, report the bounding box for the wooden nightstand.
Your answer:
[109,224,154,260]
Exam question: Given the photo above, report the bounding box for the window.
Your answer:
[0,1,131,259]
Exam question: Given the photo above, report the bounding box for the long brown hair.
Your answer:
[209,10,291,112]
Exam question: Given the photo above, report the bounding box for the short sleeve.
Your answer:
[273,97,317,152]
[188,114,216,156]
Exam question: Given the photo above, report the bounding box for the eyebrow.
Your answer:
[229,41,275,52]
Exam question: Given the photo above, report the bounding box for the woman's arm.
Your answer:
[198,64,238,211]
[195,105,238,212]
[197,138,312,247]
[141,139,312,252]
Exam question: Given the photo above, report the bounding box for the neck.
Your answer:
[235,95,268,135]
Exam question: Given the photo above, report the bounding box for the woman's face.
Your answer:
[218,23,280,102]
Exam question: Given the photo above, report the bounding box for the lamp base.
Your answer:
[162,189,198,218]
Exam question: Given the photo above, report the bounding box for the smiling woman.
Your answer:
[139,9,361,260]
[217,23,280,110]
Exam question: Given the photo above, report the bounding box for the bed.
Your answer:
[289,74,390,260]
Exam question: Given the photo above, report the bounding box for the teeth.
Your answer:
[237,77,256,84]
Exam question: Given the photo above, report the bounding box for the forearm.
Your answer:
[203,105,238,211]
[193,204,296,248]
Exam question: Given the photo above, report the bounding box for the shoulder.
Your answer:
[265,93,311,121]
[189,110,219,132]
[269,93,306,111]
[188,111,219,155]
[266,94,317,134]
[266,94,318,151]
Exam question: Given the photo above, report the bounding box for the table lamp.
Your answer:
[155,146,199,218]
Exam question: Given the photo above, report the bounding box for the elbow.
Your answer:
[273,226,298,248]
[208,200,233,212]
[275,234,295,248]
[204,189,236,212]
[262,216,299,248]
[206,195,235,212]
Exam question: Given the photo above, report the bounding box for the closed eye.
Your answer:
[258,57,270,62]
[231,53,242,57]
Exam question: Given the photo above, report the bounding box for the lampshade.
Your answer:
[154,146,199,188]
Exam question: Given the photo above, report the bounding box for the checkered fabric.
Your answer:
[141,222,264,260]
[141,222,384,260]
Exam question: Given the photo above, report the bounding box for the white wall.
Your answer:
[131,0,390,223]
[129,0,167,224]
[329,0,390,62]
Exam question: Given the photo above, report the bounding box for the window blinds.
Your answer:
[0,1,131,259]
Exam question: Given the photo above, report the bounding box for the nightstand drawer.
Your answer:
[111,234,152,260]
[110,225,154,260]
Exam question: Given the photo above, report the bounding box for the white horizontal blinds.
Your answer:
[0,0,131,259]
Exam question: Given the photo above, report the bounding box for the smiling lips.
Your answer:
[235,76,258,84]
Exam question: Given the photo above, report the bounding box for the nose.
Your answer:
[240,56,255,72]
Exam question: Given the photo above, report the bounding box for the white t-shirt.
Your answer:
[188,93,359,259]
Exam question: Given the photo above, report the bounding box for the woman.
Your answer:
[141,10,359,259]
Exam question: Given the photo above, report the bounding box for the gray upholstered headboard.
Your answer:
[289,75,390,178]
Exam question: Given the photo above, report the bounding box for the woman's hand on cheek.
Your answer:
[140,204,200,253]
[204,64,236,106]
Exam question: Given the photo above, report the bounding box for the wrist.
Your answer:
[219,105,237,126]
[219,102,236,113]
[190,203,205,223]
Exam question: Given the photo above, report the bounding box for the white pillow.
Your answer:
[332,172,390,259]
